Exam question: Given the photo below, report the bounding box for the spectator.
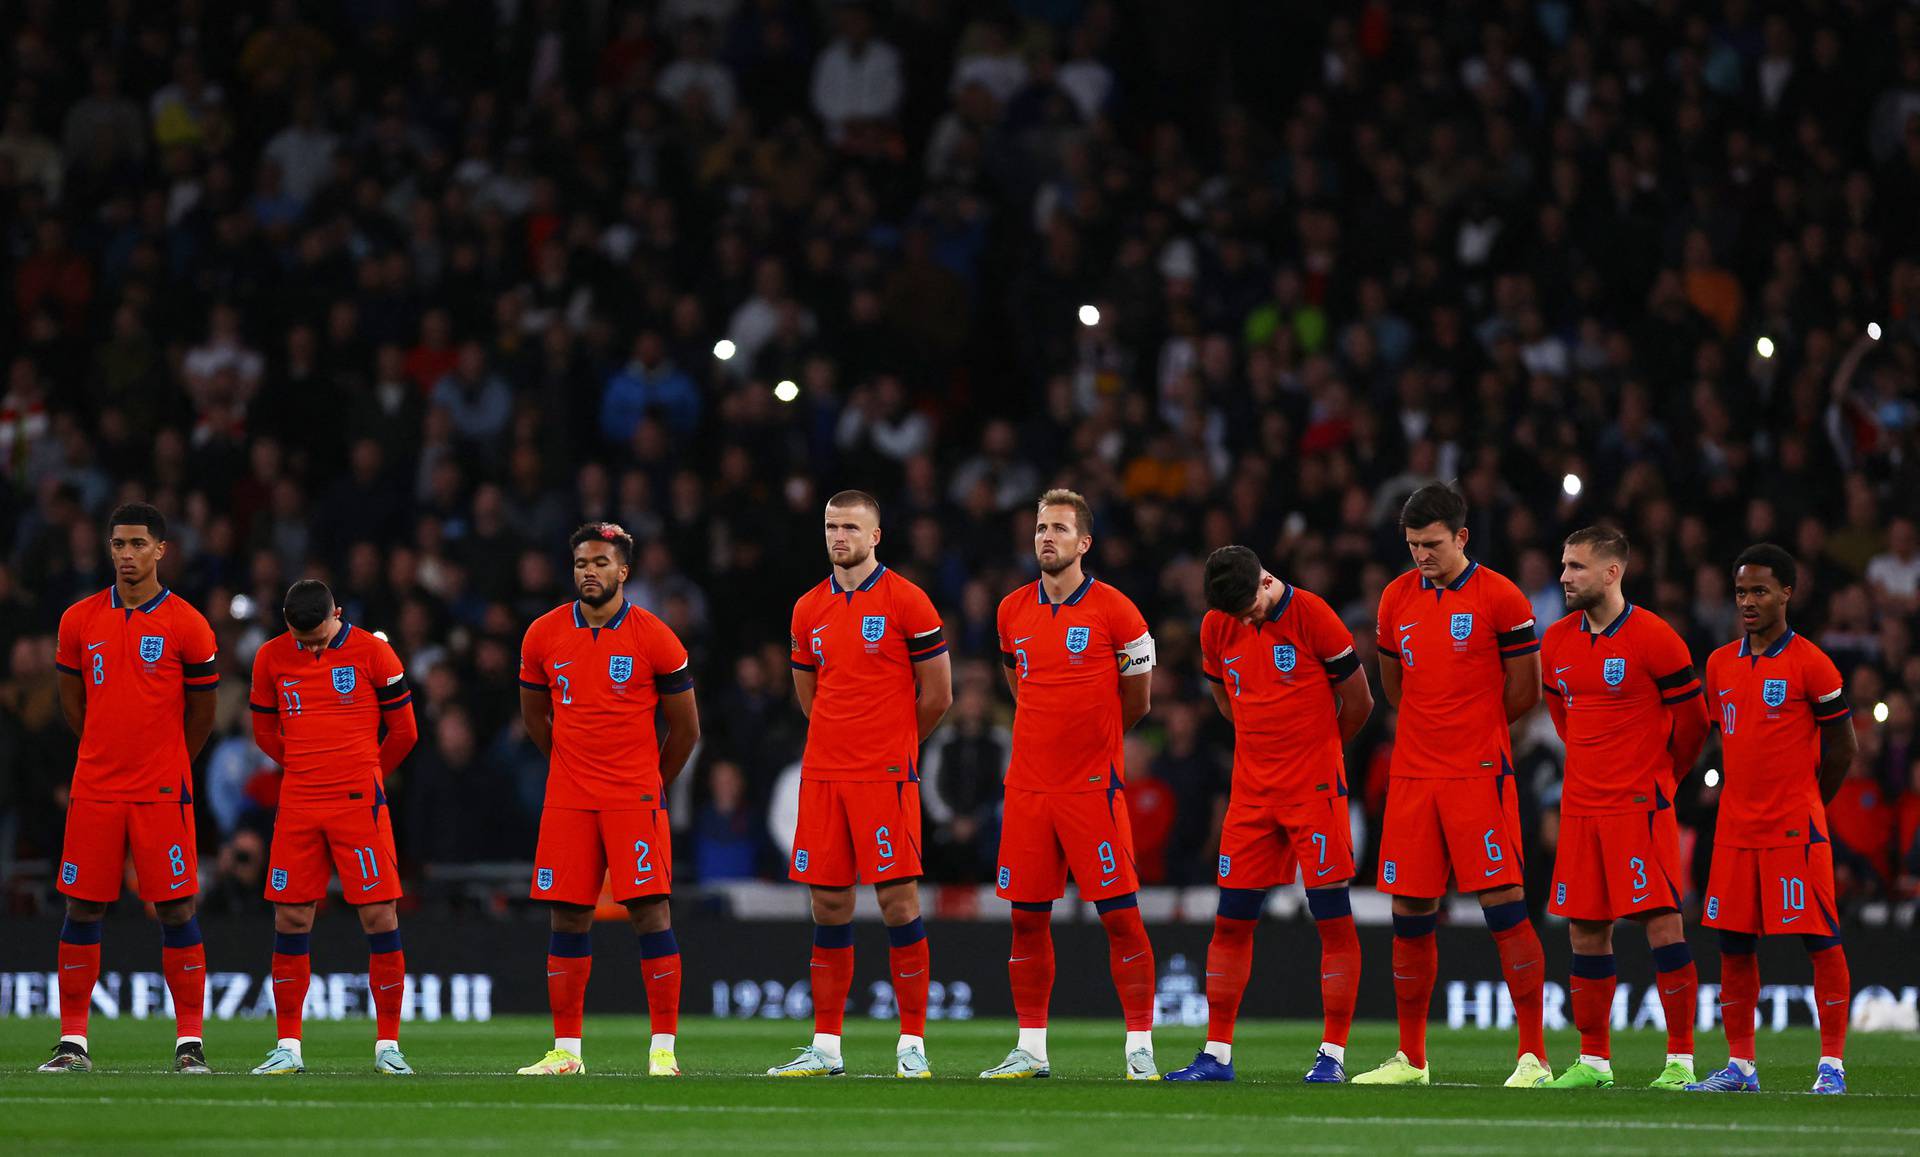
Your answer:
[693,759,762,882]
[919,679,1010,881]
[810,1,903,146]
[601,330,701,443]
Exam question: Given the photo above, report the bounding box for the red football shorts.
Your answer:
[59,798,198,903]
[1376,774,1525,896]
[1548,808,1684,921]
[1217,795,1353,889]
[1702,841,1840,937]
[266,802,402,904]
[995,785,1139,904]
[532,807,674,905]
[789,780,922,887]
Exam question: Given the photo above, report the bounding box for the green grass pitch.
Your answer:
[3,1017,1916,1154]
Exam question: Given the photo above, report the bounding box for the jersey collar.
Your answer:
[1737,627,1794,660]
[1038,573,1095,606]
[294,622,354,651]
[572,599,632,629]
[1419,559,1478,592]
[1581,601,1633,638]
[1266,581,1295,622]
[829,563,887,596]
[109,586,171,613]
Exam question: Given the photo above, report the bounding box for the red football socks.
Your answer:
[1314,912,1361,1048]
[810,923,854,1036]
[639,929,681,1038]
[1569,953,1616,1059]
[272,931,313,1040]
[1203,915,1256,1044]
[368,931,406,1042]
[1651,941,1697,1056]
[1099,903,1155,1032]
[888,919,930,1038]
[57,919,102,1040]
[1008,906,1055,1028]
[1486,903,1547,1061]
[1809,943,1850,1061]
[160,919,206,1040]
[1718,947,1760,1062]
[1391,914,1438,1068]
[547,931,593,1040]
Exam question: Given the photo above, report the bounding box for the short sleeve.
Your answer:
[1804,645,1850,723]
[1199,613,1223,683]
[996,595,1017,668]
[249,647,277,715]
[1646,622,1701,706]
[647,619,693,695]
[1374,588,1396,658]
[1493,577,1538,658]
[181,609,220,691]
[373,639,413,710]
[789,599,814,673]
[1111,592,1154,676]
[519,622,550,690]
[900,581,946,664]
[54,605,81,676]
[1308,598,1360,683]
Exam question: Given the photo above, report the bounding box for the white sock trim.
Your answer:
[1017,1027,1048,1061]
[1729,1057,1756,1075]
[1203,1041,1232,1064]
[898,1034,924,1054]
[1319,1042,1345,1064]
[375,1038,398,1056]
[277,1037,303,1054]
[1579,1053,1612,1074]
[1819,1055,1845,1072]
[811,1032,842,1057]
[1667,1053,1693,1068]
[1124,1030,1152,1054]
[651,1033,676,1052]
[555,1036,582,1057]
[176,1036,202,1048]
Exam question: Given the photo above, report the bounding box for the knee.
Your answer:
[877,884,919,926]
[627,896,671,934]
[276,904,318,934]
[1568,921,1612,954]
[357,902,399,935]
[155,896,197,926]
[548,904,595,934]
[810,888,854,925]
[1391,895,1440,917]
[64,898,107,922]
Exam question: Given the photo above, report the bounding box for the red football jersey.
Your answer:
[998,575,1153,793]
[1375,560,1537,779]
[55,587,219,801]
[519,599,693,809]
[788,564,946,781]
[1541,603,1702,816]
[1200,583,1361,804]
[249,623,411,808]
[1705,630,1850,848]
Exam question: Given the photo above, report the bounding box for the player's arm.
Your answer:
[1207,679,1232,721]
[57,671,85,736]
[519,686,553,756]
[1657,663,1708,785]
[913,648,953,743]
[184,684,216,761]
[789,617,817,717]
[378,699,419,776]
[1816,706,1857,805]
[181,625,220,760]
[657,685,700,787]
[1378,652,1401,707]
[1496,617,1541,723]
[248,651,286,764]
[1001,663,1019,703]
[1329,657,1372,743]
[1117,628,1155,730]
[1542,679,1567,738]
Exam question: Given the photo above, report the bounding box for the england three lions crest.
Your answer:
[1449,613,1473,641]
[139,635,165,663]
[1274,644,1296,673]
[1603,658,1626,686]
[861,615,886,643]
[1762,678,1788,708]
[609,655,634,684]
[1065,626,1090,653]
[331,665,357,695]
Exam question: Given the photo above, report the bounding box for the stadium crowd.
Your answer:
[2,0,1919,917]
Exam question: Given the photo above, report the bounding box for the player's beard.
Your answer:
[830,543,871,569]
[578,582,620,608]
[1562,584,1601,612]
[1036,551,1075,576]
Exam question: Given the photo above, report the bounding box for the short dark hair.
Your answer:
[283,579,335,631]
[107,502,167,541]
[1400,482,1467,533]
[1204,546,1263,614]
[570,522,635,564]
[825,490,881,523]
[1733,542,1797,589]
[1564,525,1631,563]
[1037,488,1093,537]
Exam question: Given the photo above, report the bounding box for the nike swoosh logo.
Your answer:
[1483,868,1503,877]
[1662,986,1687,995]
[1781,915,1799,924]
[1393,972,1417,980]
[362,881,380,891]
[1322,972,1345,979]
[547,970,567,977]
[1509,960,1536,972]
[1554,665,1574,674]
[378,982,401,991]
[1009,956,1032,963]
[874,863,897,874]
[553,661,573,669]
[1099,876,1118,887]
[652,970,676,980]
[1718,689,1733,697]
[1398,622,1419,631]
[87,641,106,651]
[1315,865,1335,876]
[63,963,85,970]
[170,880,189,890]
[897,969,924,978]
[1630,893,1650,904]
[1205,971,1225,977]
[812,625,829,635]
[273,978,294,984]
[1013,636,1032,645]
[1222,656,1240,665]
[1122,951,1145,963]
[634,875,655,885]
[1824,998,1846,1005]
[281,678,301,687]
[810,962,829,969]
[184,964,203,971]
